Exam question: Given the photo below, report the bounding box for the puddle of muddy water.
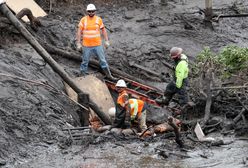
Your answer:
[15,137,248,168]
[183,140,248,168]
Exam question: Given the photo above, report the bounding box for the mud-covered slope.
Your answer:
[0,0,248,167]
[34,0,248,79]
[0,43,79,165]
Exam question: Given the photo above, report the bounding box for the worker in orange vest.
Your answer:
[112,79,129,128]
[76,4,117,81]
[124,98,148,132]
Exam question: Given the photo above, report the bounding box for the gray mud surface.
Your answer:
[0,0,248,167]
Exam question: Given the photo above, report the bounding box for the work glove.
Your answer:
[104,40,110,48]
[130,119,135,128]
[76,42,82,52]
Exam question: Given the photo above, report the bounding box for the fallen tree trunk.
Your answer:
[40,42,148,84]
[0,3,111,125]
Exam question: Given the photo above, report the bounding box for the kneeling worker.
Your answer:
[112,79,129,128]
[124,98,148,132]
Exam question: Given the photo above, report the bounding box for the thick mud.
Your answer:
[0,0,248,167]
[13,135,248,168]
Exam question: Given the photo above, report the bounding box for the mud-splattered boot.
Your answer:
[102,68,118,82]
[155,96,170,106]
[80,71,89,77]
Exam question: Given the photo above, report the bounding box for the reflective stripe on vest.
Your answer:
[129,99,138,120]
[82,16,100,39]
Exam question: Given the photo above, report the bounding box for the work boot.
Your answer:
[80,71,89,77]
[155,96,170,106]
[102,68,118,82]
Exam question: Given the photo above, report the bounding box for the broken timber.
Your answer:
[0,2,111,125]
[62,127,91,141]
[129,61,161,77]
[16,8,41,31]
[168,116,183,148]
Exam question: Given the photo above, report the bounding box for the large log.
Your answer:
[40,42,149,84]
[0,2,111,125]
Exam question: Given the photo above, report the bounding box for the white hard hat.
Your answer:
[86,4,96,11]
[115,79,127,88]
[108,107,116,117]
[0,0,6,4]
[170,47,183,59]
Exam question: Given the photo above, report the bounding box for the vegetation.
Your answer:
[193,45,248,78]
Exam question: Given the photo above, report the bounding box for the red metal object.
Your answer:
[105,79,164,107]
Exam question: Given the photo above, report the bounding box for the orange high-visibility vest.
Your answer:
[117,90,128,108]
[78,15,104,47]
[128,99,145,120]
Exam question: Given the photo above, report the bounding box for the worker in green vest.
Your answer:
[156,47,190,107]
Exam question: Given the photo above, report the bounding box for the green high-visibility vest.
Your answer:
[175,54,189,88]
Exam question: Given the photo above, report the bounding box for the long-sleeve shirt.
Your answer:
[175,54,189,88]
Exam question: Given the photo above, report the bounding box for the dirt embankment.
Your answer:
[0,0,248,167]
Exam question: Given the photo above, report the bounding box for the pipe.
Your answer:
[0,2,111,125]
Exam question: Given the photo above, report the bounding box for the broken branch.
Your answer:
[16,8,41,31]
[168,116,183,148]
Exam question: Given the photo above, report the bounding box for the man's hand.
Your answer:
[104,40,110,48]
[76,42,82,52]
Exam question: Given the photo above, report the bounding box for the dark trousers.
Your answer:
[165,78,188,106]
[113,104,126,128]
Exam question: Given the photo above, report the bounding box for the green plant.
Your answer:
[218,46,248,73]
[193,46,248,79]
[196,47,215,63]
[191,47,218,77]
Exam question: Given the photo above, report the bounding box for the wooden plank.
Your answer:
[6,0,47,22]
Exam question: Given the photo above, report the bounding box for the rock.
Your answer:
[124,12,134,20]
[110,128,122,135]
[122,128,137,136]
[0,160,6,166]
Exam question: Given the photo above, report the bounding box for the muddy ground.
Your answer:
[0,0,248,167]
